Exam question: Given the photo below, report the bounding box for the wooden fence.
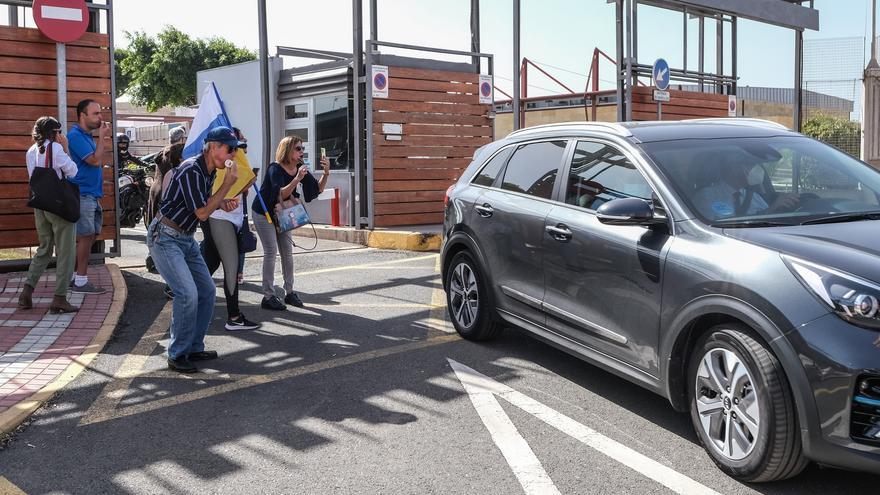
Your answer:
[0,26,115,250]
[631,86,729,121]
[371,67,493,227]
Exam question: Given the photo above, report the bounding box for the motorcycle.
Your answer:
[118,161,154,228]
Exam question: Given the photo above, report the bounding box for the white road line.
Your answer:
[449,359,722,495]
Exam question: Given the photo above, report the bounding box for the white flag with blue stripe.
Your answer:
[182,82,232,159]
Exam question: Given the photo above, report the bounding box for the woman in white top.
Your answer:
[18,116,79,313]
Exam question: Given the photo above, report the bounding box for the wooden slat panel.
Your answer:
[0,135,33,150]
[374,191,446,204]
[632,94,728,110]
[373,168,461,180]
[0,181,115,199]
[632,86,729,101]
[374,179,455,192]
[0,211,114,231]
[372,122,491,137]
[372,134,490,147]
[387,89,479,105]
[388,78,479,94]
[373,99,488,116]
[374,201,445,215]
[0,120,34,136]
[374,145,477,158]
[0,197,116,214]
[374,157,471,168]
[375,212,445,227]
[0,73,110,92]
[374,111,490,126]
[0,39,108,63]
[0,89,111,107]
[388,67,480,84]
[0,225,115,249]
[631,104,726,118]
[0,56,110,77]
[0,26,109,48]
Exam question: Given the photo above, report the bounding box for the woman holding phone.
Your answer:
[252,135,330,310]
[18,116,79,313]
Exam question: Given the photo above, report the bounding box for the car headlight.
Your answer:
[783,255,880,329]
[118,175,132,188]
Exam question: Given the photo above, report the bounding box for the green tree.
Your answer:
[116,27,256,111]
[114,47,132,96]
[802,113,861,157]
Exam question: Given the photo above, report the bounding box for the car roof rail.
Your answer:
[506,121,633,138]
[687,117,790,131]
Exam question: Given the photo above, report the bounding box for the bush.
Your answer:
[802,114,861,157]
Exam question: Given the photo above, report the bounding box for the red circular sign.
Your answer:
[32,0,89,43]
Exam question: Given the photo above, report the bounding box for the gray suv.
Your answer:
[441,119,880,481]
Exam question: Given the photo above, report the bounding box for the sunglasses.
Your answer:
[225,144,238,154]
[294,146,304,152]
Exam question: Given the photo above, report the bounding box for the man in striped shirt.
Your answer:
[147,126,241,373]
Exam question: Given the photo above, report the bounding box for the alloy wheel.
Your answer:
[449,262,479,329]
[694,348,761,460]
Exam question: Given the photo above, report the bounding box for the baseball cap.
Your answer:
[205,126,245,149]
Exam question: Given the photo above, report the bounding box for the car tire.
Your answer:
[687,324,807,482]
[445,251,501,341]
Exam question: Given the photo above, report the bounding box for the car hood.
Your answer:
[724,221,880,283]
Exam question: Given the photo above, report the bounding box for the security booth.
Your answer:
[0,0,120,269]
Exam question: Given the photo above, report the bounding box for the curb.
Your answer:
[0,264,127,435]
[305,225,441,252]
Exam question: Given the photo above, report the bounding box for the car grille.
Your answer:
[851,375,880,446]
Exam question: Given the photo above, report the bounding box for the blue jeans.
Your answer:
[76,194,103,237]
[146,219,215,360]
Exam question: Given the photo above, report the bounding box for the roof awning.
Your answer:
[637,0,819,31]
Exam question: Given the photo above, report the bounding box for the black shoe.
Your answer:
[163,285,174,299]
[284,292,304,307]
[188,350,218,361]
[261,296,286,310]
[225,314,260,331]
[167,356,197,373]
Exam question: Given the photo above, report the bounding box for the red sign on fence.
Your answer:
[32,0,89,43]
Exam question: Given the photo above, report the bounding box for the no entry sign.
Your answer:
[33,0,89,43]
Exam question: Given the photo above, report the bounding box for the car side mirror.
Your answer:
[596,198,666,226]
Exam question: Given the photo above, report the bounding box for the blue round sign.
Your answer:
[652,58,670,91]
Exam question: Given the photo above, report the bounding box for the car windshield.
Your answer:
[640,136,880,226]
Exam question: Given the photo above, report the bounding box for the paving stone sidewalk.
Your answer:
[0,264,125,433]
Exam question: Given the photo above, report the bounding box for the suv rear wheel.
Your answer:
[445,251,501,341]
[687,324,807,482]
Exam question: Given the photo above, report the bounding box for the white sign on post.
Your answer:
[478,75,494,104]
[372,65,389,99]
[728,95,738,116]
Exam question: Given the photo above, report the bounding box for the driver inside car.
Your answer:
[693,156,799,220]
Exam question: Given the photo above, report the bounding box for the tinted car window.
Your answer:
[500,141,566,200]
[472,147,513,187]
[565,140,653,210]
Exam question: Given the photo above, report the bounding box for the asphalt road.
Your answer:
[0,232,878,494]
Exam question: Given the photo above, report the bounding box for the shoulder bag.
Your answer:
[27,141,81,223]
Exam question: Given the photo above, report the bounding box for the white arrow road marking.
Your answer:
[41,5,83,21]
[449,359,723,495]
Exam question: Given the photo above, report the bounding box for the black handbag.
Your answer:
[237,190,258,253]
[27,141,81,223]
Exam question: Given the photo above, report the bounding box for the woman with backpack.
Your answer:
[18,117,79,313]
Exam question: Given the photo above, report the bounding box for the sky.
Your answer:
[6,0,877,96]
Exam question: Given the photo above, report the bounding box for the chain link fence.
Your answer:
[802,37,865,157]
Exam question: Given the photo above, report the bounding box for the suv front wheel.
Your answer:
[445,251,501,341]
[687,324,807,482]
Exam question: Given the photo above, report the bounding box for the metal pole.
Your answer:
[107,0,120,257]
[616,0,624,121]
[716,17,723,94]
[352,0,365,227]
[731,17,737,95]
[57,44,67,130]
[683,7,687,72]
[8,5,17,26]
[625,0,633,121]
[513,0,521,130]
[471,0,481,71]
[632,0,638,87]
[365,40,374,229]
[794,29,803,131]
[698,15,704,91]
[258,0,272,173]
[370,0,377,42]
[873,0,878,64]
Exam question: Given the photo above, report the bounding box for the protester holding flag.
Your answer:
[252,135,330,310]
[147,126,242,373]
[200,127,259,331]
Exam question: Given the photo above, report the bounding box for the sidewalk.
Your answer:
[0,264,126,434]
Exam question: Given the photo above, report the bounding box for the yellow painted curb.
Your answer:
[366,231,441,252]
[0,264,128,435]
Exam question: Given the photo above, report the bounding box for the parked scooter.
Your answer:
[116,133,154,228]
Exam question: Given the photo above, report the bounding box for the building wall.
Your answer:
[494,106,618,138]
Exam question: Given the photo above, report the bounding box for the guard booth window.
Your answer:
[314,93,350,171]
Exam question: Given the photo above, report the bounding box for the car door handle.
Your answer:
[475,203,494,218]
[545,224,572,242]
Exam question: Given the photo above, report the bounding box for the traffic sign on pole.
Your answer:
[32,0,89,44]
[652,58,670,91]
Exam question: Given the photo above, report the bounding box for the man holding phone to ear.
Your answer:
[67,99,111,295]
